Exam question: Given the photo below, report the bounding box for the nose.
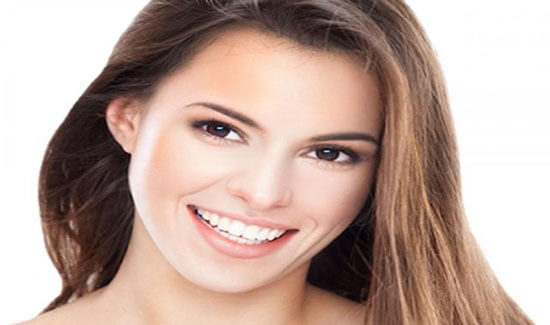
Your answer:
[225,152,293,211]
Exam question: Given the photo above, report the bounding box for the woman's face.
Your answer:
[115,27,382,293]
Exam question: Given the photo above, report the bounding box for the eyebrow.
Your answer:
[184,102,380,146]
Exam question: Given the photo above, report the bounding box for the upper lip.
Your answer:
[189,204,295,230]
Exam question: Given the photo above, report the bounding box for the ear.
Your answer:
[105,97,142,154]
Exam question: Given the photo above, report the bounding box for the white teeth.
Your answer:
[257,228,270,241]
[242,225,260,240]
[267,229,279,241]
[209,213,220,226]
[228,220,245,236]
[194,206,289,244]
[198,208,210,221]
[214,225,263,245]
[218,217,231,232]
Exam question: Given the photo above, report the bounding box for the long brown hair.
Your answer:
[38,0,532,323]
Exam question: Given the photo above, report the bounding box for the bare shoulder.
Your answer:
[14,306,72,325]
[305,285,367,325]
[14,301,86,325]
[14,290,106,325]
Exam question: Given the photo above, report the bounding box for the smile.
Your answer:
[193,206,287,245]
[188,205,297,259]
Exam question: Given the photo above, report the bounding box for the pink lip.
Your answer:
[190,204,294,230]
[187,205,297,259]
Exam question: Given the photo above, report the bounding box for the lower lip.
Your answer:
[187,205,296,259]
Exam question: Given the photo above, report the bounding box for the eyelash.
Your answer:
[189,118,363,168]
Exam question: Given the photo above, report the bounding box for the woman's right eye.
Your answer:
[190,119,245,144]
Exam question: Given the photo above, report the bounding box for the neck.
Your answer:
[95,214,312,324]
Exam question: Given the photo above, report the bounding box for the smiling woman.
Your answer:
[102,27,382,298]
[15,0,533,324]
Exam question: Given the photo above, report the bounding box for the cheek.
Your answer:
[128,125,192,220]
[128,124,238,213]
[298,165,374,230]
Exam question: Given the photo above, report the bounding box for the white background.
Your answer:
[1,1,548,324]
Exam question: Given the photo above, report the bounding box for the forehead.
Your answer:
[157,27,382,139]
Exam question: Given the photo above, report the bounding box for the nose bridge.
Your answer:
[226,144,293,209]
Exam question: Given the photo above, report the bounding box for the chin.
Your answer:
[184,271,276,294]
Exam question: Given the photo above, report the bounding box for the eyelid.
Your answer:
[189,118,364,168]
[190,118,247,143]
[307,144,358,158]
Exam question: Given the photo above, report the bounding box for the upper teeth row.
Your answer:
[196,208,286,241]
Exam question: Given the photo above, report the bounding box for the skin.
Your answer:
[20,27,382,324]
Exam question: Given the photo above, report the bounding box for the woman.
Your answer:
[18,0,532,324]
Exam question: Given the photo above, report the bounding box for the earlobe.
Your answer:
[105,98,141,154]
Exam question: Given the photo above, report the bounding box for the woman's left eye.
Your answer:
[305,146,360,167]
[190,119,362,167]
[191,119,245,143]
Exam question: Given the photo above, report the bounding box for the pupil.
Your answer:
[207,124,229,137]
[317,148,338,161]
